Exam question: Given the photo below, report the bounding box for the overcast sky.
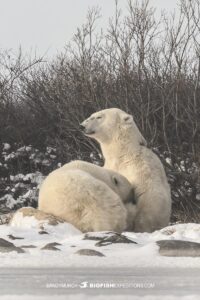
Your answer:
[0,0,178,58]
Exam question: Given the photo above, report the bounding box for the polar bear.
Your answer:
[38,165,136,232]
[61,160,136,204]
[81,108,171,233]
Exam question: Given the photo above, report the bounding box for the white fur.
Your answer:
[38,168,128,233]
[61,160,136,204]
[81,108,172,232]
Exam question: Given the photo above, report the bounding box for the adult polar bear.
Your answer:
[38,161,136,233]
[81,108,171,232]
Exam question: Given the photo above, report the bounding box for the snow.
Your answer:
[0,217,200,268]
[10,211,81,236]
[0,218,200,299]
[0,194,17,209]
[4,153,16,161]
[3,143,11,151]
[196,194,200,201]
[0,295,199,300]
[10,212,40,229]
[165,157,172,165]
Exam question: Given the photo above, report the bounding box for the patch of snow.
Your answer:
[25,146,32,152]
[4,153,16,161]
[23,174,34,182]
[10,211,82,237]
[0,295,199,300]
[0,194,16,209]
[42,159,51,166]
[20,190,32,199]
[10,212,39,229]
[3,143,11,151]
[46,147,56,154]
[165,157,172,165]
[196,194,200,201]
[31,172,45,185]
[10,174,24,182]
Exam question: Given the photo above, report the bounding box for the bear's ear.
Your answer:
[123,114,133,125]
[112,176,119,186]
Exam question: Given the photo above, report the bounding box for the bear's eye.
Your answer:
[96,116,102,119]
[124,116,130,122]
[113,177,119,186]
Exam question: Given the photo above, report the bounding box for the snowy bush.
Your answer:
[0,142,103,214]
[153,148,200,223]
[0,0,200,222]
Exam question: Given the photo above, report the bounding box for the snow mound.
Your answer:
[10,210,82,237]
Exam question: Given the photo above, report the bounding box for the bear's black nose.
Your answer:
[80,124,85,131]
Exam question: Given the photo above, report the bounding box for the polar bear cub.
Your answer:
[38,162,136,233]
[61,160,136,204]
[81,108,171,233]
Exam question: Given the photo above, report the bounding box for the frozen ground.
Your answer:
[0,215,200,298]
[1,216,200,268]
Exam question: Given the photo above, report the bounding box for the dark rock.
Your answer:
[38,231,49,235]
[21,245,37,249]
[161,228,176,235]
[75,249,105,257]
[8,234,24,240]
[0,238,15,248]
[83,232,115,241]
[95,233,137,247]
[41,242,62,251]
[157,239,200,257]
[45,242,62,247]
[0,238,25,253]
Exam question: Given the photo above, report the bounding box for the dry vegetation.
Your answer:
[0,0,200,222]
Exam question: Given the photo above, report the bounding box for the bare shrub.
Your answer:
[0,0,200,221]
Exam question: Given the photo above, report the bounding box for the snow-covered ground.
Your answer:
[0,214,200,268]
[0,215,200,298]
[1,294,200,300]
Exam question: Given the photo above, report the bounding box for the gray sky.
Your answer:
[0,0,178,58]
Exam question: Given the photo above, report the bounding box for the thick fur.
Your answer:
[81,108,172,232]
[38,168,128,233]
[61,160,136,204]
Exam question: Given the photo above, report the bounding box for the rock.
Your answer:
[84,232,137,246]
[0,238,15,248]
[21,245,37,249]
[41,245,60,251]
[157,240,200,257]
[38,231,49,235]
[7,234,24,240]
[83,232,114,241]
[41,242,62,251]
[0,238,25,253]
[95,233,137,247]
[161,227,176,235]
[75,249,105,257]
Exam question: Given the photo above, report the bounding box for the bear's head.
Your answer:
[80,108,146,146]
[109,171,137,205]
